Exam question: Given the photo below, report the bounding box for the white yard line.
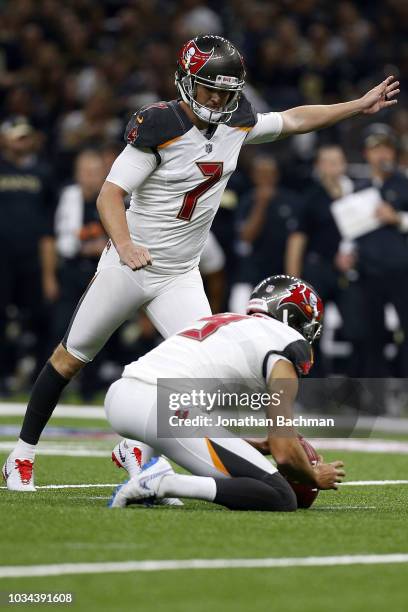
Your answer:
[0,442,110,457]
[2,403,408,433]
[0,483,118,490]
[1,479,408,491]
[340,480,408,486]
[312,506,377,510]
[0,554,408,578]
[0,404,105,419]
[313,438,408,454]
[1,439,408,457]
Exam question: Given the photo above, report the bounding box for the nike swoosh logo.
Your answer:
[118,446,126,463]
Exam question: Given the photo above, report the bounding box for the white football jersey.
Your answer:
[122,313,313,386]
[107,97,282,274]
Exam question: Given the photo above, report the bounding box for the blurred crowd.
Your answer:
[1,0,408,398]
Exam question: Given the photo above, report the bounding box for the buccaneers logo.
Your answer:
[127,126,138,144]
[179,40,214,75]
[279,283,323,319]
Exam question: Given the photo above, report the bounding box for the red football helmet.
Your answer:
[175,35,246,124]
[247,275,324,344]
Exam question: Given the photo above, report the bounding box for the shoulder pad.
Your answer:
[124,101,189,149]
[228,94,257,129]
[262,339,313,378]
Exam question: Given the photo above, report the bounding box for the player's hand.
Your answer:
[360,76,399,115]
[314,460,345,490]
[376,202,400,225]
[117,242,152,270]
[42,274,59,302]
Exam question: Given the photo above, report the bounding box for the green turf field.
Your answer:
[0,409,407,612]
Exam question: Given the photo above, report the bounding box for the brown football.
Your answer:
[286,435,319,509]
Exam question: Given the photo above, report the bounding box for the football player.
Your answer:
[107,275,345,511]
[3,35,398,491]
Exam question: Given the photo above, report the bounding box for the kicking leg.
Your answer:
[3,261,148,491]
[2,345,84,491]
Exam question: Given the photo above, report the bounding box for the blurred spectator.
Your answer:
[230,155,299,312]
[353,126,408,376]
[0,0,407,385]
[285,145,354,282]
[177,0,224,37]
[51,149,107,398]
[0,116,55,392]
[58,88,122,154]
[100,142,124,178]
[285,145,358,374]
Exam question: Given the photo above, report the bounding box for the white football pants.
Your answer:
[63,242,211,362]
[105,377,277,479]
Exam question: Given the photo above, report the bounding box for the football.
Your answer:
[286,434,320,509]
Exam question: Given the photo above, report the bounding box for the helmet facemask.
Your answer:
[298,316,322,344]
[175,72,244,124]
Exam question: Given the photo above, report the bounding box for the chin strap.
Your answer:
[176,73,237,125]
[192,101,225,124]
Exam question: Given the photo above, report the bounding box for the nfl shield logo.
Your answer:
[205,143,213,154]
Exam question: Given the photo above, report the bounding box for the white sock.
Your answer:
[125,439,155,464]
[13,439,36,461]
[157,474,217,501]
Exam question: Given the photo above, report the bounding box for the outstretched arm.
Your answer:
[245,76,399,144]
[280,76,399,136]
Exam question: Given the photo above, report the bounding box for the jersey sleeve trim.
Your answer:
[157,135,183,149]
[245,112,283,144]
[124,100,190,150]
[105,178,132,194]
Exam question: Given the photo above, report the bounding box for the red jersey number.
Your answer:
[178,313,249,342]
[177,162,223,221]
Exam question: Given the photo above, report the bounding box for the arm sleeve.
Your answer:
[105,144,157,194]
[262,339,313,378]
[245,112,284,145]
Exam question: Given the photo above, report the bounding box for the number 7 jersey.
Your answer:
[107,96,281,274]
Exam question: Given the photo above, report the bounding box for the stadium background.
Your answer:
[1,0,408,403]
[1,4,408,610]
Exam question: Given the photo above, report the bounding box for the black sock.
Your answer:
[19,362,70,445]
[214,473,297,512]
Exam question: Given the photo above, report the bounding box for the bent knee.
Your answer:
[50,344,85,379]
[264,472,298,512]
[278,486,298,512]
